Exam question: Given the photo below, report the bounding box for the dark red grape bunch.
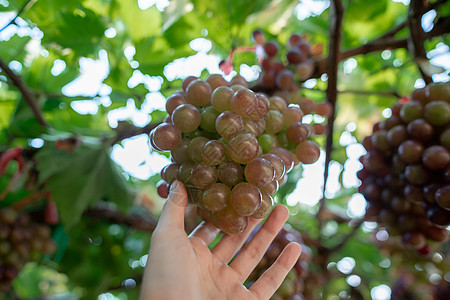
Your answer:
[246,226,311,300]
[151,74,321,234]
[358,81,450,252]
[0,208,56,293]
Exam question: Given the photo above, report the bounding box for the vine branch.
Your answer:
[0,58,50,128]
[84,205,158,233]
[408,0,432,84]
[0,0,37,33]
[312,16,450,78]
[317,0,343,236]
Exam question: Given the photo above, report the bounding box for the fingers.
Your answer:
[249,242,302,299]
[229,205,289,282]
[189,221,220,246]
[156,180,188,230]
[211,217,261,264]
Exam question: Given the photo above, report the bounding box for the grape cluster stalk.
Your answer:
[246,226,311,300]
[0,208,56,293]
[358,82,450,252]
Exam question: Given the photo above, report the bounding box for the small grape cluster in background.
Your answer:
[246,226,311,300]
[0,208,56,293]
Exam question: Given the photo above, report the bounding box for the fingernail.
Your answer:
[170,180,179,192]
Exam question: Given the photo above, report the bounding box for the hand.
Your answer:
[140,180,302,300]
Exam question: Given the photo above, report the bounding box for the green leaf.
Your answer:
[118,0,162,42]
[0,34,31,62]
[35,142,132,228]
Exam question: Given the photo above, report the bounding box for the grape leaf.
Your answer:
[35,142,132,229]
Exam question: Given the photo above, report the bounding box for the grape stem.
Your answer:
[83,205,158,233]
[0,58,50,128]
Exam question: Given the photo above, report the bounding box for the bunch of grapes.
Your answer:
[0,208,56,293]
[151,74,321,234]
[246,226,311,300]
[252,30,319,91]
[358,82,450,252]
[250,30,330,136]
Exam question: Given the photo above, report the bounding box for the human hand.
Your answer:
[140,180,302,300]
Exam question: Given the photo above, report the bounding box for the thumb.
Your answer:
[157,180,188,229]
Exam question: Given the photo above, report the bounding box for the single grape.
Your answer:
[162,163,180,184]
[264,41,278,57]
[371,130,391,152]
[398,140,424,164]
[424,100,450,126]
[270,147,295,173]
[252,93,270,120]
[426,226,449,242]
[288,33,302,48]
[295,60,314,81]
[166,93,187,115]
[171,138,192,163]
[230,75,249,88]
[299,98,315,114]
[440,128,450,150]
[227,133,260,164]
[387,125,407,147]
[260,180,279,196]
[286,49,305,64]
[215,111,244,139]
[211,86,234,112]
[151,123,182,151]
[260,71,276,88]
[422,145,450,170]
[186,79,212,107]
[231,88,258,117]
[258,134,274,153]
[295,141,320,164]
[203,183,230,212]
[190,163,218,189]
[206,74,228,91]
[402,231,426,249]
[261,153,286,181]
[276,70,294,90]
[178,162,195,184]
[287,122,309,143]
[399,101,424,123]
[202,140,226,165]
[252,30,266,45]
[230,183,262,216]
[200,106,220,132]
[251,190,273,219]
[172,104,201,133]
[315,102,332,117]
[426,81,450,102]
[404,164,430,185]
[187,136,209,163]
[404,184,426,204]
[182,76,198,91]
[284,106,304,127]
[211,206,248,234]
[269,96,288,113]
[264,110,284,134]
[244,157,275,187]
[218,161,244,187]
[435,185,450,210]
[427,205,450,227]
[157,180,169,198]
